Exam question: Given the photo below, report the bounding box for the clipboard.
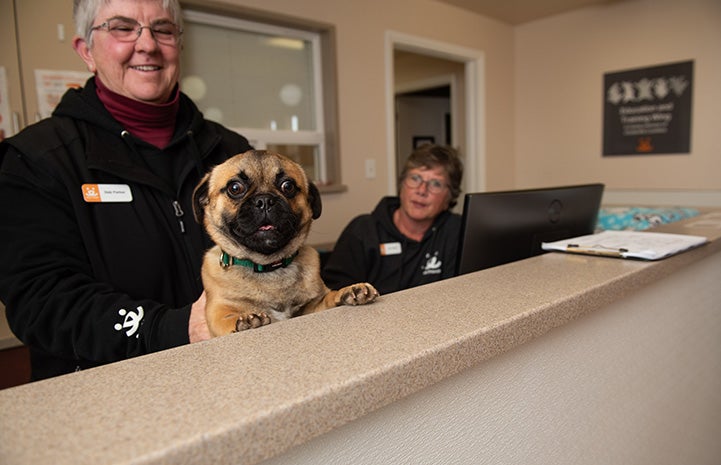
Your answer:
[541,230,708,260]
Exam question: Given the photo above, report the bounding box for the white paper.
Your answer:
[542,230,708,260]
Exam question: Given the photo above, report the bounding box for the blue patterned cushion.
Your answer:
[597,207,700,231]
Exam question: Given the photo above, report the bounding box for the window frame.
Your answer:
[181,7,341,189]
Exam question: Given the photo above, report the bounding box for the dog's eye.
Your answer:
[226,181,247,199]
[280,180,297,197]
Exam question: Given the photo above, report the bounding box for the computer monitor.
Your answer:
[456,183,604,275]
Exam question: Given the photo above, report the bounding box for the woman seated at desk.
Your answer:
[322,144,463,295]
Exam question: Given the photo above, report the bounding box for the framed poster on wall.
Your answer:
[602,60,693,156]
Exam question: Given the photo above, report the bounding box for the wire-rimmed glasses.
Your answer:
[403,173,448,194]
[91,17,183,46]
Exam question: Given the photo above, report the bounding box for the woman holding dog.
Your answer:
[322,144,463,295]
[0,0,251,380]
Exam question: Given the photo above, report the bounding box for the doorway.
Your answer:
[385,31,485,199]
[395,83,452,179]
[394,49,459,184]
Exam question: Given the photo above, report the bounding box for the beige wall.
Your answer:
[515,0,721,196]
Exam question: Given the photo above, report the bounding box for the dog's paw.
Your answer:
[235,312,272,331]
[337,283,379,306]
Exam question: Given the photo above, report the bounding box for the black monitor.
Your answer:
[456,183,604,275]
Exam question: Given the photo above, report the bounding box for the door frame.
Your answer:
[385,30,485,195]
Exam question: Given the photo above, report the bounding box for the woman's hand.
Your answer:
[189,291,212,343]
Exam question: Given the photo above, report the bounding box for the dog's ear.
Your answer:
[308,182,322,219]
[192,174,211,224]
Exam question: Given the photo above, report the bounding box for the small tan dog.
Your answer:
[193,150,379,337]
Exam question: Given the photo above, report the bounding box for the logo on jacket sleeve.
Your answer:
[114,306,144,338]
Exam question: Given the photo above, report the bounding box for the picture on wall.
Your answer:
[602,60,693,156]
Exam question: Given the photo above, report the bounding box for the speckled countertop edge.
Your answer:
[1,213,720,465]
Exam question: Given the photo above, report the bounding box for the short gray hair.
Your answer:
[73,0,183,47]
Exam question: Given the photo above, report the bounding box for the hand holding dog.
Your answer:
[188,291,212,343]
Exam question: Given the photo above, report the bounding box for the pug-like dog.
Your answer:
[193,150,379,337]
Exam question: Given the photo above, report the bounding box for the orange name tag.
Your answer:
[380,242,402,256]
[82,184,133,203]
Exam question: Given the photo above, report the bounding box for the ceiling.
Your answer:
[434,0,618,25]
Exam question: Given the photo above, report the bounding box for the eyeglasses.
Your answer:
[403,173,448,194]
[90,17,183,46]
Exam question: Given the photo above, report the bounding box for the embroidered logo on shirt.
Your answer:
[82,184,133,203]
[421,251,442,276]
[114,306,144,338]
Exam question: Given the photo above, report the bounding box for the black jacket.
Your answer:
[321,196,461,295]
[0,78,252,380]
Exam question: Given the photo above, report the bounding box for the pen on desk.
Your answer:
[565,244,629,258]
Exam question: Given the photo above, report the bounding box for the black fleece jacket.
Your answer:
[321,196,461,295]
[0,78,251,380]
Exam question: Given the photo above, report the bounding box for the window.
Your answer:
[181,10,339,187]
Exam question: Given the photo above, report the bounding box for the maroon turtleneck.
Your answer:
[95,77,180,148]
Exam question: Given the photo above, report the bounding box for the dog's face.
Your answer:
[193,150,322,263]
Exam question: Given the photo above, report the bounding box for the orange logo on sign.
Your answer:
[82,184,101,202]
[636,137,653,153]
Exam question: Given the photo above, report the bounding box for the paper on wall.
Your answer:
[35,69,92,120]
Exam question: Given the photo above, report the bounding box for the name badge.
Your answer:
[380,242,402,256]
[82,184,133,203]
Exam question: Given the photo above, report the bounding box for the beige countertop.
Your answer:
[1,211,720,465]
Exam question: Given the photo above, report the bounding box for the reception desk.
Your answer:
[1,212,720,465]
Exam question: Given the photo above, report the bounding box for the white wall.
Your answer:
[515,0,721,204]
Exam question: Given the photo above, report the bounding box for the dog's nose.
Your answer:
[254,194,276,211]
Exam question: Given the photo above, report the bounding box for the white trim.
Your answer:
[310,33,327,183]
[385,31,485,194]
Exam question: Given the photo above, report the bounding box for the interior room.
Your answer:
[1,0,719,463]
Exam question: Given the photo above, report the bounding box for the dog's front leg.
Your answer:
[299,283,378,316]
[320,282,379,310]
[235,312,272,331]
[207,302,272,336]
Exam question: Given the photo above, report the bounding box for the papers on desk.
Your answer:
[541,230,708,260]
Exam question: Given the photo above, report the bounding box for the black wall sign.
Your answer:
[603,60,693,156]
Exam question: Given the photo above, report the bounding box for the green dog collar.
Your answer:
[219,251,298,273]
